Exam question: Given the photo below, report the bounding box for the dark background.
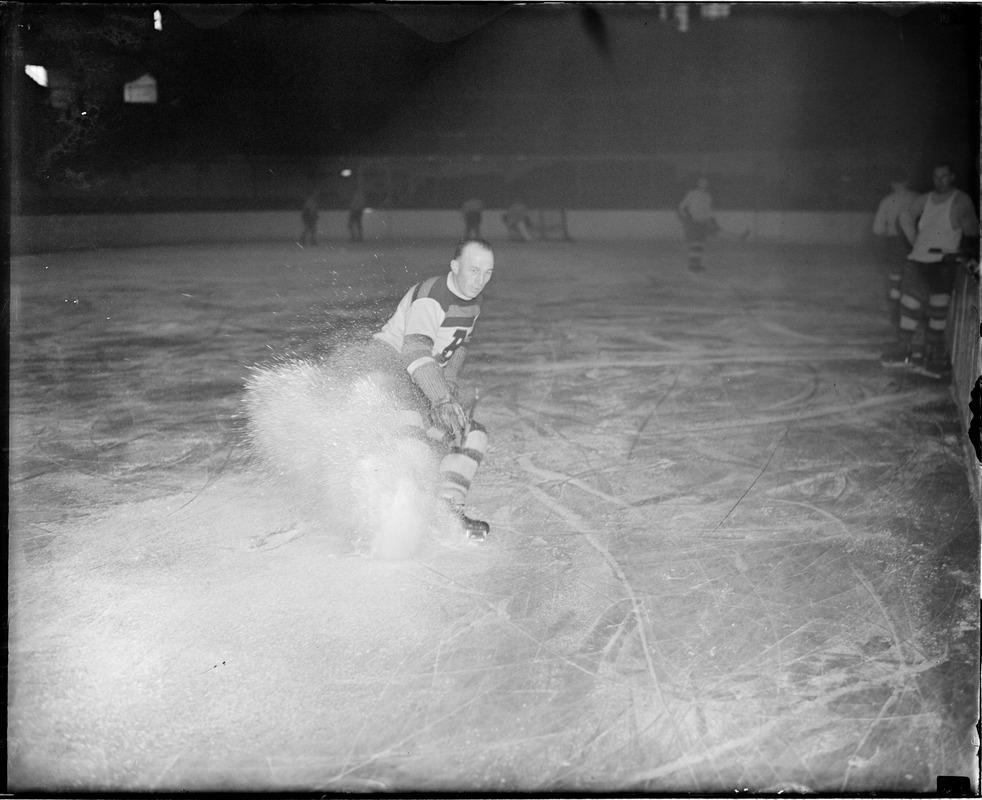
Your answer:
[6,3,980,212]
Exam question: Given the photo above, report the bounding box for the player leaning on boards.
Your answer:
[871,175,919,329]
[371,238,495,540]
[880,163,979,380]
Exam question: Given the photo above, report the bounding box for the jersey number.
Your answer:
[440,329,467,362]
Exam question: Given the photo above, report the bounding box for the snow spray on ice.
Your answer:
[242,351,448,560]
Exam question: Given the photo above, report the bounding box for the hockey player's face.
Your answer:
[450,244,494,299]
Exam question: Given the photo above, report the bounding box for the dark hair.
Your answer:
[454,238,493,260]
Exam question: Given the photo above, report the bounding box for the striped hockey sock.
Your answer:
[439,421,488,506]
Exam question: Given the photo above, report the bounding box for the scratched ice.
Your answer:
[7,239,978,793]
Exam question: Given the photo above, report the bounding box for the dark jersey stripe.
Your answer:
[415,274,482,316]
[411,276,440,302]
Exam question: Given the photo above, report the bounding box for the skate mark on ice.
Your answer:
[526,484,696,758]
[756,367,822,412]
[330,674,497,787]
[634,330,695,351]
[517,455,634,509]
[840,706,891,792]
[631,390,932,438]
[327,614,467,784]
[709,428,787,536]
[248,524,304,551]
[513,404,590,438]
[726,617,821,675]
[620,654,944,791]
[313,774,391,792]
[170,444,235,514]
[150,747,190,791]
[412,560,600,679]
[849,564,932,665]
[625,488,698,508]
[506,350,881,374]
[626,366,681,461]
[754,319,830,344]
[767,497,888,543]
[764,471,848,500]
[410,562,508,607]
[583,602,637,664]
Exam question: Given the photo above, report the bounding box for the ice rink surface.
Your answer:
[8,236,980,793]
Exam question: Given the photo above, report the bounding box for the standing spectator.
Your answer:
[881,163,979,379]
[872,176,919,328]
[503,201,533,242]
[300,189,319,247]
[677,177,718,272]
[348,184,366,243]
[461,197,484,239]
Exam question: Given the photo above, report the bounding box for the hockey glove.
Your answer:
[431,398,468,442]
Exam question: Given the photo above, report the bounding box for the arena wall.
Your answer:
[947,264,982,508]
[9,209,875,254]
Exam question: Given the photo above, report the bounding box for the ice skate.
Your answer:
[913,346,951,381]
[880,341,913,369]
[447,502,490,542]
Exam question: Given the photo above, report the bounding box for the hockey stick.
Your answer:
[714,222,751,241]
[933,247,980,277]
[679,213,750,241]
[465,389,480,431]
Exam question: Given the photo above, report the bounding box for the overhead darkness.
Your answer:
[8,3,980,163]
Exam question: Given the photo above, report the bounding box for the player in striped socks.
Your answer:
[881,164,978,379]
[369,238,495,540]
[678,177,718,273]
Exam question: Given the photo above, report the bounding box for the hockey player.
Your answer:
[300,189,319,246]
[871,177,918,328]
[461,197,484,239]
[678,177,718,272]
[881,164,979,379]
[348,185,366,243]
[368,238,495,540]
[503,201,533,241]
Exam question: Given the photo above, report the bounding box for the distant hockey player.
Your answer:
[300,189,319,246]
[461,197,484,239]
[348,185,366,243]
[872,176,918,328]
[503,201,533,241]
[367,238,495,540]
[881,163,979,379]
[678,177,718,272]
